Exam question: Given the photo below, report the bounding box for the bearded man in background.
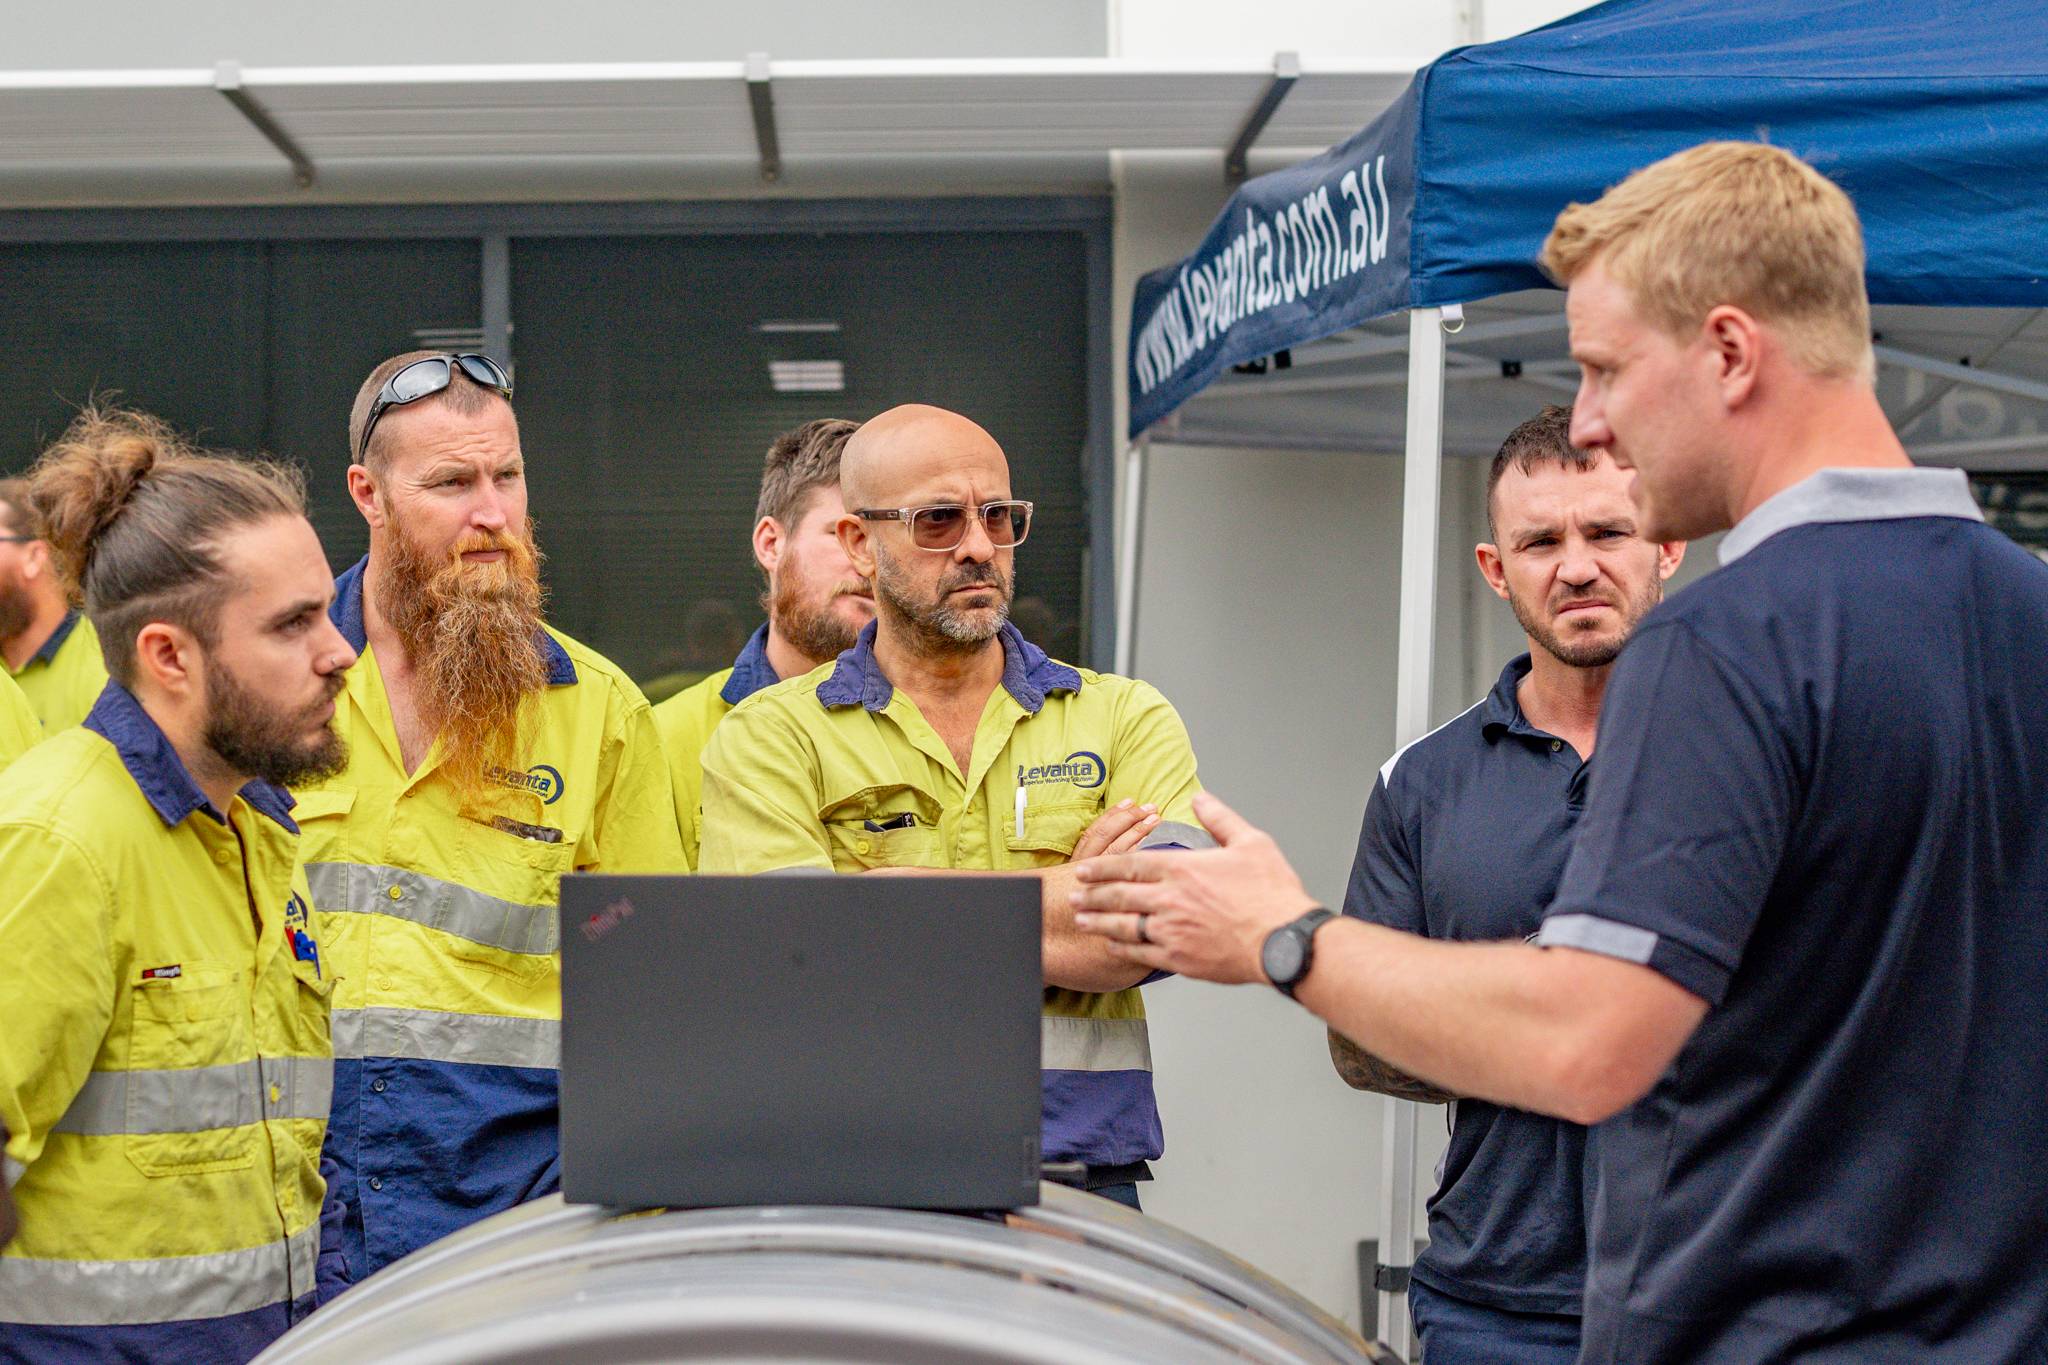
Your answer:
[300,352,681,1282]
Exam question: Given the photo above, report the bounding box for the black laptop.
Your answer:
[558,872,1043,1210]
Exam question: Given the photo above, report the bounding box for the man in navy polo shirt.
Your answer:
[1335,405,1682,1362]
[1072,140,2048,1363]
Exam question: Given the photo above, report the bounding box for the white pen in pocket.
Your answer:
[1015,785,1027,839]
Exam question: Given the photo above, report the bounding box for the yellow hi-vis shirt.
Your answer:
[653,668,731,871]
[8,611,109,734]
[698,622,1209,1169]
[0,669,37,768]
[653,624,783,868]
[0,683,336,1360]
[296,559,683,1278]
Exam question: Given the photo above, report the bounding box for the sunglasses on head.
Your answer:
[855,500,1033,552]
[357,353,513,461]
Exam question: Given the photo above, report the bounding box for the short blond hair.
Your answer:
[1542,141,1873,383]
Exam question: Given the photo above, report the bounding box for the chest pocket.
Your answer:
[438,817,572,987]
[288,960,335,1054]
[820,785,944,870]
[124,962,257,1177]
[291,788,356,856]
[1005,800,1101,866]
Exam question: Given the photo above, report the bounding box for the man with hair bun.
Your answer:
[299,352,681,1279]
[0,404,356,1362]
[1073,140,2048,1362]
[654,417,873,867]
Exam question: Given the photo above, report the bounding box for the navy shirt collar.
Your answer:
[1720,466,1985,565]
[817,620,1083,714]
[331,555,577,686]
[84,680,298,832]
[1479,654,1547,742]
[719,624,781,706]
[29,610,81,666]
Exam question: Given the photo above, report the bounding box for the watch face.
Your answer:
[1262,927,1307,987]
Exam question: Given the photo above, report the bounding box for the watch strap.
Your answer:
[1271,906,1337,999]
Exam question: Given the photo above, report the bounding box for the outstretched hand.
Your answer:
[1070,791,1318,984]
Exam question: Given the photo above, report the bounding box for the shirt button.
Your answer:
[214,848,233,865]
[387,885,405,901]
[1550,740,1563,752]
[269,1082,282,1105]
[371,1078,387,1093]
[855,838,871,855]
[368,1176,383,1191]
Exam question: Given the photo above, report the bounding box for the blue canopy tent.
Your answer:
[1123,0,2048,1348]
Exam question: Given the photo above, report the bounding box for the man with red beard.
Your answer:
[654,418,875,867]
[699,404,1207,1210]
[299,352,682,1281]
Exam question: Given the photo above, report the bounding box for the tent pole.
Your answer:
[1114,435,1150,678]
[1376,306,1448,1359]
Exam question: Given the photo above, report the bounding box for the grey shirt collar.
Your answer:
[1719,466,1984,566]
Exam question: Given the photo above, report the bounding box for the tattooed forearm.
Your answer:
[1327,1029,1457,1103]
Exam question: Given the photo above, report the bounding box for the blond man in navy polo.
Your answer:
[1073,142,2048,1362]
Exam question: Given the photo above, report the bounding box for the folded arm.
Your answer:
[1327,1029,1457,1104]
[869,800,1165,993]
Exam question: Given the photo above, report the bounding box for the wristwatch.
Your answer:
[1262,907,1336,999]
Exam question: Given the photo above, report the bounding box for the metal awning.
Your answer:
[0,57,1417,205]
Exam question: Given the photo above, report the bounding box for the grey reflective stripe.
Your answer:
[1041,1015,1151,1073]
[2,1156,21,1188]
[306,861,558,956]
[52,1057,333,1137]
[1140,821,1215,851]
[1535,913,1659,965]
[0,1220,318,1326]
[332,1006,559,1071]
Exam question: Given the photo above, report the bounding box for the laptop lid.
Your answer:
[559,873,1043,1210]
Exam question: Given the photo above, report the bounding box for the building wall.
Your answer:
[5,1,1111,67]
[6,0,1582,70]
[1129,438,1486,1330]
[1112,0,1476,61]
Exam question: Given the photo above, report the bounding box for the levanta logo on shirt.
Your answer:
[486,762,565,805]
[1017,750,1107,790]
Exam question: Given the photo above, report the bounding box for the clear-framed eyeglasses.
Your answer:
[854,500,1033,552]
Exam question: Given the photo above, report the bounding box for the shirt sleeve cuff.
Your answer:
[1536,912,1730,1005]
[1140,820,1216,851]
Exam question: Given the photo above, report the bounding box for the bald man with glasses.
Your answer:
[698,403,1210,1211]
